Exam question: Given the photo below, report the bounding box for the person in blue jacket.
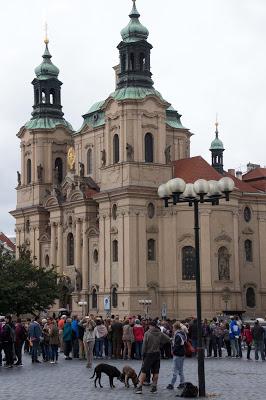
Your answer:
[63,318,73,360]
[229,317,240,358]
[28,316,43,363]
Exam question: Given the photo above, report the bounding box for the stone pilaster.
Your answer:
[82,219,89,291]
[57,223,63,274]
[75,219,82,270]
[233,211,240,291]
[259,217,266,289]
[50,222,57,266]
[200,210,212,289]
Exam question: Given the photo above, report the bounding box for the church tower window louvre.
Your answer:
[145,133,154,162]
[54,157,63,184]
[244,239,253,262]
[112,240,118,262]
[26,159,32,184]
[147,239,156,261]
[92,288,98,309]
[113,134,120,164]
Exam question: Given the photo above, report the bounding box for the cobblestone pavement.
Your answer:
[1,352,266,399]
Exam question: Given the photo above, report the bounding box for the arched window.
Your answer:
[92,288,97,309]
[67,232,74,265]
[87,148,92,175]
[55,157,63,183]
[26,159,31,184]
[245,240,253,262]
[147,239,156,261]
[246,287,256,308]
[145,133,154,163]
[139,53,145,71]
[121,54,126,72]
[49,89,55,104]
[113,134,119,164]
[112,204,117,220]
[182,246,196,280]
[41,89,46,103]
[218,247,230,281]
[112,287,118,308]
[130,53,135,70]
[35,89,39,105]
[112,240,118,262]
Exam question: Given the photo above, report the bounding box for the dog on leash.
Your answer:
[121,365,139,388]
[90,363,123,388]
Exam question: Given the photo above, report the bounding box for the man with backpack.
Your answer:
[167,321,187,391]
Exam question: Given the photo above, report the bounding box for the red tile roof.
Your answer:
[172,156,259,193]
[243,168,266,180]
[0,232,16,252]
[172,156,222,183]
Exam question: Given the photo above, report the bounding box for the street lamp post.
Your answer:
[158,176,235,397]
[138,299,152,318]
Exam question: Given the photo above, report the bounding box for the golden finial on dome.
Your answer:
[44,22,49,45]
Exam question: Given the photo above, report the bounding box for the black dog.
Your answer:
[90,363,123,388]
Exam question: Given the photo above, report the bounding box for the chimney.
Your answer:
[236,171,242,180]
[228,169,235,177]
[113,65,120,89]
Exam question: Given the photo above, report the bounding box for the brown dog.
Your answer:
[121,365,139,388]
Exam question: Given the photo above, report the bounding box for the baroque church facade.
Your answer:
[11,1,266,319]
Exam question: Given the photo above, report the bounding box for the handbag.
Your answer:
[184,340,194,357]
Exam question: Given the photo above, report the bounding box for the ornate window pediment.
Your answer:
[215,231,232,243]
[242,227,254,235]
[146,225,158,234]
[178,233,193,242]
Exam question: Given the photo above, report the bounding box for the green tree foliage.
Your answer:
[0,245,60,316]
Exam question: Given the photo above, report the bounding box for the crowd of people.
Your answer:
[0,313,266,393]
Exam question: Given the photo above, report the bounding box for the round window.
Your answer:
[93,249,99,264]
[244,206,251,222]
[147,203,155,219]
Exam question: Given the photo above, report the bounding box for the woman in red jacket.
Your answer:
[243,323,253,360]
[133,319,144,359]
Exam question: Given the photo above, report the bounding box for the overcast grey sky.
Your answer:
[1,0,265,235]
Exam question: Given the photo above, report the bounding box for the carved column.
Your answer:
[82,219,88,291]
[21,144,25,185]
[57,223,63,274]
[200,210,212,289]
[233,212,240,291]
[258,217,266,289]
[75,219,82,270]
[50,222,57,266]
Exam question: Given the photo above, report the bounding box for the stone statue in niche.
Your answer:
[74,268,82,292]
[79,162,85,178]
[58,274,73,308]
[101,149,106,166]
[164,145,171,164]
[37,164,43,182]
[54,166,59,185]
[218,247,230,281]
[17,171,21,186]
[126,143,134,161]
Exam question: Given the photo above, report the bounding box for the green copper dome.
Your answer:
[121,0,149,43]
[210,136,224,150]
[34,43,60,80]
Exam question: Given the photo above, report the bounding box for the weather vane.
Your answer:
[215,113,219,132]
[44,21,49,45]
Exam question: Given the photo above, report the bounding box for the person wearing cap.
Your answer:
[135,319,171,395]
